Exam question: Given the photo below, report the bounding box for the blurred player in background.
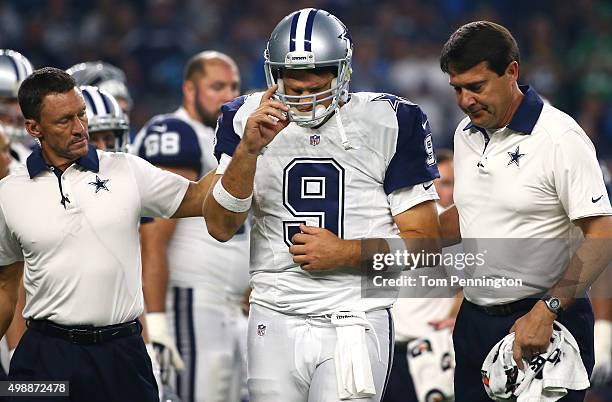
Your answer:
[0,49,34,168]
[67,61,133,115]
[385,148,460,402]
[205,8,441,401]
[0,125,11,179]
[132,50,249,402]
[79,85,129,152]
[432,149,454,211]
[0,123,14,379]
[0,49,33,380]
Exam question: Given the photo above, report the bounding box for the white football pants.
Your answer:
[168,286,248,402]
[247,304,393,402]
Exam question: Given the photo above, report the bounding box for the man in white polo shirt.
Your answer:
[0,67,215,402]
[439,21,612,401]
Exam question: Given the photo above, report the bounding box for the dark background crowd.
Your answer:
[1,0,611,160]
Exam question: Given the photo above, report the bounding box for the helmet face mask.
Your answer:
[264,9,353,127]
[79,86,129,152]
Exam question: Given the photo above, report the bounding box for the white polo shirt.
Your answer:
[0,145,189,326]
[454,86,612,305]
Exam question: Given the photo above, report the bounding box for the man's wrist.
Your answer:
[344,239,362,269]
[537,298,560,320]
[236,139,262,157]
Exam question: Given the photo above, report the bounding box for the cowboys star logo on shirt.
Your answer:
[507,146,526,167]
[88,175,110,193]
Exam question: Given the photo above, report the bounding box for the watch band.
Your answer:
[541,295,564,315]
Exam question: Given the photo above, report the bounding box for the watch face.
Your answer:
[549,299,560,309]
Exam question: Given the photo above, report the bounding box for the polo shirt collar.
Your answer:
[463,85,544,135]
[27,144,100,179]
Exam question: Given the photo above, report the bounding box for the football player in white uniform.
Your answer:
[0,50,34,168]
[204,9,441,401]
[0,49,33,378]
[131,51,250,402]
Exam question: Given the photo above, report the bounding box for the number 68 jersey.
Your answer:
[215,92,439,315]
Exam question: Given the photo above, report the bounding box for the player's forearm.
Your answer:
[204,143,256,241]
[140,221,175,312]
[5,279,26,349]
[221,141,259,198]
[0,262,22,339]
[548,233,612,308]
[439,204,461,246]
[142,254,169,312]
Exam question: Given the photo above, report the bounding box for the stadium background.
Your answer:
[1,0,611,161]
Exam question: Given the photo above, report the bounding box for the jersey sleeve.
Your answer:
[387,182,439,216]
[125,154,190,218]
[0,202,23,265]
[383,102,440,195]
[132,116,203,176]
[214,95,247,164]
[553,129,612,220]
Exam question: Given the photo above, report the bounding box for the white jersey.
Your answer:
[132,107,249,299]
[215,92,439,315]
[8,141,33,173]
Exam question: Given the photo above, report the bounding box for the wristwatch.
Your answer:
[541,295,564,316]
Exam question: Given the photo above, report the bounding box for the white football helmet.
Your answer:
[0,49,33,139]
[68,61,132,112]
[264,8,353,127]
[80,85,129,152]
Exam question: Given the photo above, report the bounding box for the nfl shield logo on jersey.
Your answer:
[257,324,266,336]
[309,134,320,146]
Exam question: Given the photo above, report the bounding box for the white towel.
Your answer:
[332,311,381,400]
[481,321,590,402]
[406,328,455,402]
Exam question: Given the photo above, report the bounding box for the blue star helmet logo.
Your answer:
[88,175,110,193]
[507,146,526,167]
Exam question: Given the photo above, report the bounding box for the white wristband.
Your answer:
[212,178,253,213]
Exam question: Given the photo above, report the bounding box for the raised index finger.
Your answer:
[261,84,278,103]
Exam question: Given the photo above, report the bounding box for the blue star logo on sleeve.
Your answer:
[88,175,110,193]
[507,146,526,167]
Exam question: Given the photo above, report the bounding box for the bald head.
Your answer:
[182,50,240,128]
[183,51,239,83]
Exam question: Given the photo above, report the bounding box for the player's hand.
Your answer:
[509,301,555,370]
[428,318,456,331]
[289,224,360,271]
[242,85,289,154]
[241,287,252,316]
[146,312,185,376]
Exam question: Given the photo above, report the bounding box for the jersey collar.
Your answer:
[463,85,544,135]
[27,144,100,179]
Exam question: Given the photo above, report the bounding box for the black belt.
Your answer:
[466,297,541,316]
[27,319,141,345]
[395,340,410,354]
